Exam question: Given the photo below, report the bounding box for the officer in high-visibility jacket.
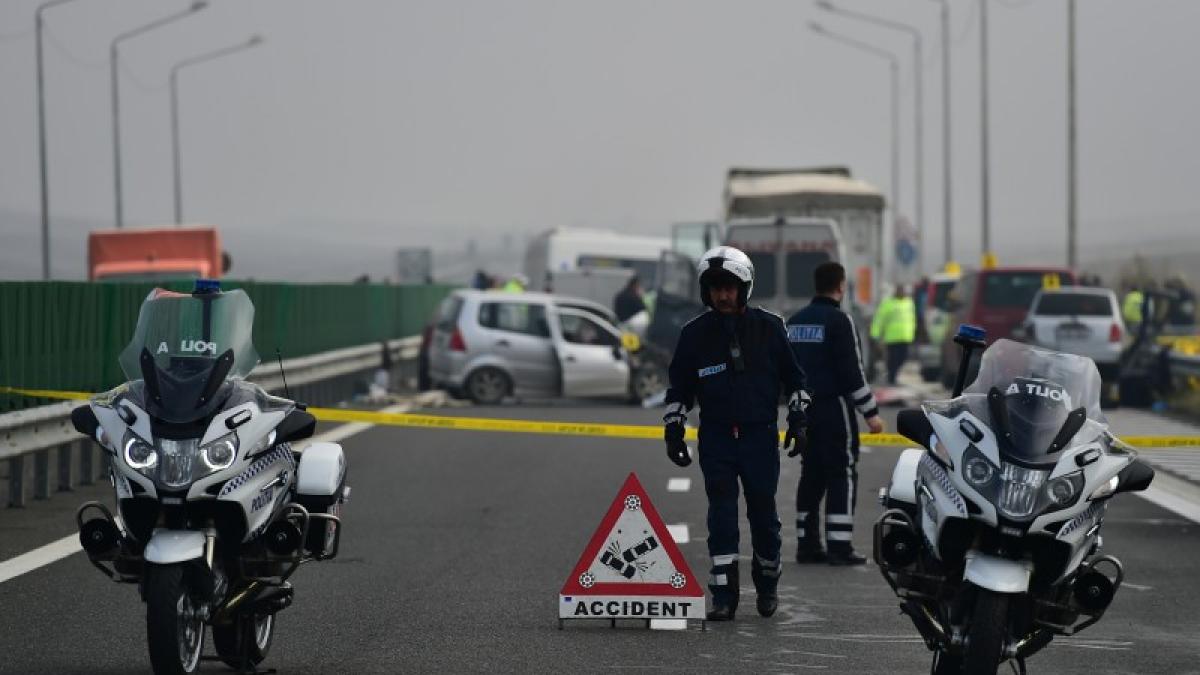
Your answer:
[786,262,884,565]
[871,284,917,385]
[663,246,810,621]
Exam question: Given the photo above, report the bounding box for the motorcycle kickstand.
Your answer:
[1008,656,1028,675]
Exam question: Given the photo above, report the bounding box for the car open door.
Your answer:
[552,308,630,398]
[645,250,705,358]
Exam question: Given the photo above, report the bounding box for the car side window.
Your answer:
[478,302,550,337]
[559,314,618,347]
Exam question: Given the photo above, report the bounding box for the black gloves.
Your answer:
[663,403,692,467]
[783,390,811,458]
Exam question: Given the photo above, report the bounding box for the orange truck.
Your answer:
[87,226,229,282]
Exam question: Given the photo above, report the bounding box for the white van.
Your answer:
[524,227,670,297]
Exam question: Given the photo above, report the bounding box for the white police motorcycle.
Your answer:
[71,282,350,675]
[875,326,1155,674]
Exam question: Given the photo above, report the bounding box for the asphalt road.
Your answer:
[1,400,1199,674]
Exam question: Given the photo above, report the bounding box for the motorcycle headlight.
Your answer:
[1045,471,1084,508]
[997,464,1049,519]
[200,433,239,472]
[158,438,200,488]
[123,432,157,473]
[965,456,995,487]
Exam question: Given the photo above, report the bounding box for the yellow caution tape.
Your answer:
[0,386,92,401]
[6,385,1200,448]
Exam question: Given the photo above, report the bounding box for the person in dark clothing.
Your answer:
[613,275,647,323]
[663,246,810,622]
[786,262,885,566]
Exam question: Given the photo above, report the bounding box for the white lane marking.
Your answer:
[0,534,80,585]
[1122,582,1153,591]
[667,477,691,492]
[1136,469,1200,525]
[667,524,690,544]
[648,619,688,631]
[0,402,411,586]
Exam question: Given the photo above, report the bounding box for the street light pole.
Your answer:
[809,22,901,284]
[816,1,925,274]
[171,36,263,225]
[35,0,85,280]
[110,1,207,229]
[980,0,992,262]
[932,0,953,268]
[1066,0,1078,269]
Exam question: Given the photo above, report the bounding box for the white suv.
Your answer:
[1017,287,1125,406]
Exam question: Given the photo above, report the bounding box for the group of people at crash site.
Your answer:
[660,246,921,622]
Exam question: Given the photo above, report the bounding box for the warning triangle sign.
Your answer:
[559,472,704,621]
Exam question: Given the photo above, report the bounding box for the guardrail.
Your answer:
[0,337,421,508]
[1169,352,1200,379]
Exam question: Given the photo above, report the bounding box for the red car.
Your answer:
[939,266,1076,388]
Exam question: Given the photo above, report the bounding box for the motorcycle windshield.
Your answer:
[117,288,259,423]
[929,339,1107,464]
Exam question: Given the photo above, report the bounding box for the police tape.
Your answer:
[5,385,1200,448]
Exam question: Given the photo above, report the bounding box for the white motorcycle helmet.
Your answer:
[698,246,754,308]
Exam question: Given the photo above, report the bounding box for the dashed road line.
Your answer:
[667,524,690,544]
[667,477,692,492]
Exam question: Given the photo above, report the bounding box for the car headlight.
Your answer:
[1045,471,1084,507]
[201,433,239,472]
[123,432,157,473]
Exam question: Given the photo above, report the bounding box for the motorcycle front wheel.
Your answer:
[144,564,204,675]
[213,611,274,669]
[962,588,1010,675]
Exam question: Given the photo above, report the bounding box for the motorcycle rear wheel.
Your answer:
[962,588,1010,675]
[213,611,274,669]
[145,564,204,675]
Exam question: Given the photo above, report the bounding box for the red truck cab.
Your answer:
[88,226,228,282]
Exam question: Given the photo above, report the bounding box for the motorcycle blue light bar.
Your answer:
[193,279,221,294]
[957,324,986,342]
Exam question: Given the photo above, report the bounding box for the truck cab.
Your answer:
[88,226,227,282]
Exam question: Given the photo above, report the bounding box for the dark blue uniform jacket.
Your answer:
[665,307,807,425]
[785,296,879,418]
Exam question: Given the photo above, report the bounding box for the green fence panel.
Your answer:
[0,281,453,413]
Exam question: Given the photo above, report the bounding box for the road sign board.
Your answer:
[559,473,704,622]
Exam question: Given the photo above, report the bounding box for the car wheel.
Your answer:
[466,367,510,405]
[629,363,667,404]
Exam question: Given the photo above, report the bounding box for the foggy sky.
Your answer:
[1,0,1198,281]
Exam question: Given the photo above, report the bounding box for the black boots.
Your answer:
[794,546,828,564]
[706,560,739,621]
[751,555,781,618]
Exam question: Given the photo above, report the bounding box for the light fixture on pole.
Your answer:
[170,35,264,225]
[110,0,208,229]
[34,0,87,280]
[816,1,926,275]
[808,21,901,285]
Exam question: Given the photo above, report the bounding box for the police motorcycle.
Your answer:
[70,281,349,675]
[875,326,1155,674]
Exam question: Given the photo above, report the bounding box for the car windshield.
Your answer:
[118,288,259,423]
[925,339,1107,464]
[1034,292,1113,317]
[982,272,1070,308]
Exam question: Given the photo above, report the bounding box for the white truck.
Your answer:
[723,167,887,315]
[523,227,669,303]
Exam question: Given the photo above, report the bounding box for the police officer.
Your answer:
[663,246,810,621]
[786,262,884,566]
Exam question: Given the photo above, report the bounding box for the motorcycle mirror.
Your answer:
[276,409,316,444]
[1115,458,1155,494]
[71,405,100,441]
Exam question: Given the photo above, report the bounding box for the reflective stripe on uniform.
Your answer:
[826,514,854,525]
[712,553,738,566]
[827,531,853,541]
